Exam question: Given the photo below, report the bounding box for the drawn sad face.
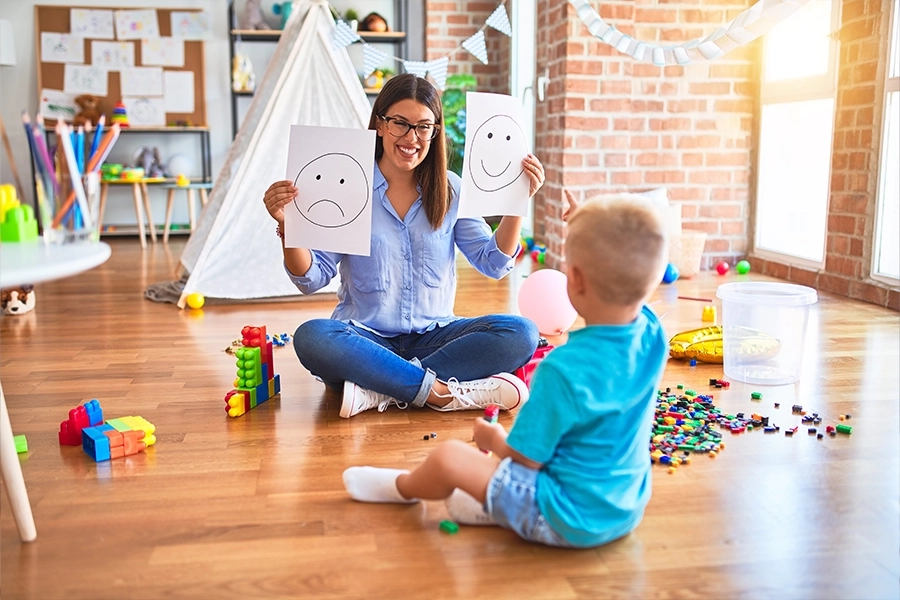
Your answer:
[292,153,370,228]
[468,115,527,193]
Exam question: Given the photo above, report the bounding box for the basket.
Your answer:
[669,229,707,278]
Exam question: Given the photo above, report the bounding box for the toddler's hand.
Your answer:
[522,154,545,198]
[263,180,297,224]
[473,418,504,453]
[562,188,581,223]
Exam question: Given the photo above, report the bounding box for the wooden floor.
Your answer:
[1,238,898,600]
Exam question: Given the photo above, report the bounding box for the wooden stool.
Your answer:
[98,179,158,249]
[161,182,212,243]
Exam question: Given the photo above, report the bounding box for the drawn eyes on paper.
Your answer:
[292,153,370,229]
[468,115,527,193]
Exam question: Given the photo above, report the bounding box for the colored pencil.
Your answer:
[30,122,59,193]
[89,115,104,161]
[678,296,714,302]
[51,123,119,228]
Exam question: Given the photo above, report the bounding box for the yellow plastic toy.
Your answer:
[668,325,782,364]
[702,305,717,323]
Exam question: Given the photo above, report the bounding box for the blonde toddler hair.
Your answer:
[565,194,669,306]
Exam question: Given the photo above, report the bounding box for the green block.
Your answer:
[0,205,39,242]
[106,418,131,432]
[14,435,28,453]
[676,384,684,389]
[836,424,852,434]
[439,520,459,534]
[751,392,763,399]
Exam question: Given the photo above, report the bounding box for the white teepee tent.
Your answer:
[175,0,370,307]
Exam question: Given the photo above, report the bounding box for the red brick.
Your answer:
[688,82,731,95]
[611,171,643,185]
[699,204,742,219]
[761,259,790,280]
[818,273,851,296]
[888,290,899,311]
[682,153,703,166]
[643,170,686,184]
[789,267,819,288]
[828,215,857,234]
[848,281,889,306]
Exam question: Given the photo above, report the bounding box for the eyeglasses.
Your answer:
[379,116,441,141]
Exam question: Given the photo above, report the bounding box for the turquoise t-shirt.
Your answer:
[506,305,667,547]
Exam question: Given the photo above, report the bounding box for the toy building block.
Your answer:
[81,415,155,462]
[14,435,28,453]
[0,204,39,242]
[59,399,104,446]
[701,305,717,323]
[225,325,282,417]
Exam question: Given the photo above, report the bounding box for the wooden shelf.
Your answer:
[230,29,406,43]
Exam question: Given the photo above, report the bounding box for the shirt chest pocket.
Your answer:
[352,234,390,293]
[422,230,454,288]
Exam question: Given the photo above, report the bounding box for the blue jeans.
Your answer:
[293,315,539,407]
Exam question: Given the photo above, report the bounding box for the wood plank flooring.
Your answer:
[1,238,898,600]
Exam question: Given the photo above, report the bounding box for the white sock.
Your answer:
[445,489,496,525]
[342,467,419,504]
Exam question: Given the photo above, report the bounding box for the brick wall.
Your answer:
[753,0,899,310]
[534,0,758,271]
[425,1,510,93]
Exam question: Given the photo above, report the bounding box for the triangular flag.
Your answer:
[426,57,449,90]
[403,60,429,78]
[486,5,512,37]
[331,20,360,50]
[363,45,389,78]
[462,31,488,65]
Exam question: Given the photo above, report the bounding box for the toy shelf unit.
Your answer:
[38,126,212,240]
[228,0,418,138]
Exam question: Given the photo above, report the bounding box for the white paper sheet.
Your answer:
[120,67,163,97]
[63,64,108,96]
[164,71,194,113]
[91,41,134,70]
[458,92,531,218]
[141,38,185,67]
[122,97,166,127]
[284,125,376,256]
[115,9,159,40]
[170,11,211,40]
[39,89,78,121]
[71,9,114,39]
[41,33,85,64]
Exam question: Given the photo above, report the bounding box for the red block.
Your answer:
[59,406,90,446]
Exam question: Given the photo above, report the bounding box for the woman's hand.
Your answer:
[522,154,545,198]
[263,180,297,225]
[562,188,581,223]
[473,418,506,453]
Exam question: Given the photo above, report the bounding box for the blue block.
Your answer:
[256,380,270,404]
[84,399,103,426]
[273,374,281,395]
[261,363,269,383]
[82,423,114,462]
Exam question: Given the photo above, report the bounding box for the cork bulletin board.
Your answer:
[35,5,207,127]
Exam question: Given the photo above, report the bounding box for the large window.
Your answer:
[873,0,900,282]
[755,1,840,266]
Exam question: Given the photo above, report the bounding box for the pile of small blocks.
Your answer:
[224,325,282,417]
[58,399,156,462]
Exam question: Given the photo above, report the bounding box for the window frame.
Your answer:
[752,1,842,270]
[871,0,900,285]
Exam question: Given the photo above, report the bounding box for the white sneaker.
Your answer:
[340,381,408,418]
[429,373,528,412]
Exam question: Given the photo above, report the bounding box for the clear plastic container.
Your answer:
[716,282,818,385]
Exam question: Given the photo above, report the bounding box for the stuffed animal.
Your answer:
[232,53,256,93]
[1,285,36,315]
[73,95,102,127]
[361,12,389,32]
[133,147,168,179]
[241,0,272,30]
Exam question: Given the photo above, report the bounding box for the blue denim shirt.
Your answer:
[285,162,515,337]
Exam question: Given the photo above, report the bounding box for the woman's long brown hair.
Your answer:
[369,74,451,230]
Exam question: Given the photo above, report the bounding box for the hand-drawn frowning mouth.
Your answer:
[481,160,511,178]
[308,199,345,216]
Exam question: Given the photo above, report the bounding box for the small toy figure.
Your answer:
[1,285,36,315]
[241,0,272,30]
[232,52,256,93]
[110,101,129,127]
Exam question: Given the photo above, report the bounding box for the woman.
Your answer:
[263,74,544,418]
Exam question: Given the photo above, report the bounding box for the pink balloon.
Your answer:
[518,269,578,335]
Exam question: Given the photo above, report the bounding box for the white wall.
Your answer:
[0,0,232,227]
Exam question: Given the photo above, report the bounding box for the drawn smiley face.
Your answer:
[468,115,527,193]
[292,153,370,228]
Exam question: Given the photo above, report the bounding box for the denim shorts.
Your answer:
[485,457,577,548]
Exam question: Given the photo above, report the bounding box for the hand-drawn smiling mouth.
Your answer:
[481,160,511,178]
[308,199,345,217]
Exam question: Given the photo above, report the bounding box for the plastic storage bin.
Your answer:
[716,282,818,385]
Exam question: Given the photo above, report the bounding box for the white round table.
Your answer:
[0,238,111,543]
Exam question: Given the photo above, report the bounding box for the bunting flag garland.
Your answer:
[462,31,489,65]
[568,0,810,66]
[331,19,360,50]
[403,60,430,78]
[485,5,512,37]
[363,45,389,79]
[427,57,449,90]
